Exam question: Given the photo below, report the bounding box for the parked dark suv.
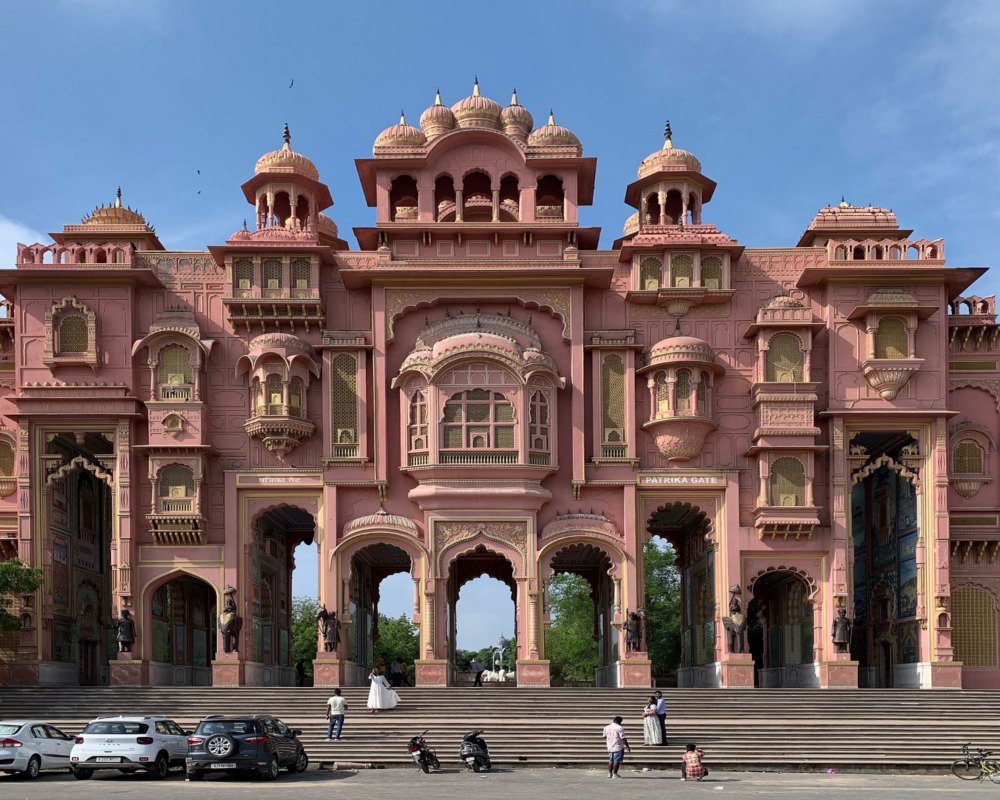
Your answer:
[185,715,308,781]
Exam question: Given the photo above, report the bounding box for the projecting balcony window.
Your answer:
[157,345,194,401]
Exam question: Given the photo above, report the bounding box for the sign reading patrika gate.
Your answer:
[638,473,726,487]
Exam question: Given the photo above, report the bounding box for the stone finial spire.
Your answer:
[548,109,556,125]
[434,88,443,105]
[663,120,673,150]
[473,77,480,97]
[510,87,519,106]
[839,195,850,208]
[282,122,291,150]
[399,110,407,125]
[114,186,122,208]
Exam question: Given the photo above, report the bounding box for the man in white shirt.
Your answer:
[325,688,347,740]
[602,715,631,778]
[655,690,667,746]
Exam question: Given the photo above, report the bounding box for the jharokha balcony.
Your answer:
[146,496,205,546]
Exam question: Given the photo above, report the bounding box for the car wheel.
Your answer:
[292,750,308,773]
[205,733,237,759]
[25,755,41,780]
[186,771,204,782]
[150,753,170,780]
[72,768,93,780]
[261,754,279,781]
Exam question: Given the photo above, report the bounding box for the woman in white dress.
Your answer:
[367,668,400,713]
[642,695,662,745]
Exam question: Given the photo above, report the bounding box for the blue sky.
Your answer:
[5,1,1000,648]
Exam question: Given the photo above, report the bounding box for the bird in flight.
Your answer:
[196,169,201,175]
[288,78,294,89]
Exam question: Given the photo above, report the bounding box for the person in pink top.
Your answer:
[601,715,631,779]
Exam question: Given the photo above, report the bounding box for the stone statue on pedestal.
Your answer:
[316,604,341,652]
[832,608,852,653]
[722,585,748,655]
[624,610,643,653]
[219,587,242,654]
[113,609,136,653]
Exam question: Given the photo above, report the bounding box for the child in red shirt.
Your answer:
[681,742,707,781]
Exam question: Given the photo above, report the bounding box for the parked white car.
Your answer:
[70,715,188,780]
[0,720,75,779]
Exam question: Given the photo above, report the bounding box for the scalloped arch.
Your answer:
[747,565,819,599]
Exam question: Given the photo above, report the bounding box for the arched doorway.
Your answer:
[747,570,816,687]
[147,574,217,686]
[345,542,414,685]
[252,505,316,685]
[45,433,115,686]
[447,545,516,685]
[645,502,712,687]
[543,543,617,686]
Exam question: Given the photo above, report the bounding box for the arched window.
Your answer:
[295,195,310,229]
[664,189,682,224]
[289,377,305,418]
[262,258,282,298]
[639,257,661,291]
[390,175,419,221]
[408,391,428,452]
[764,333,805,383]
[529,390,550,451]
[696,371,708,414]
[670,255,693,288]
[874,318,909,359]
[834,245,847,260]
[291,258,311,295]
[852,245,865,260]
[655,371,669,417]
[233,258,253,296]
[265,374,283,415]
[57,315,88,354]
[157,345,193,400]
[158,464,195,514]
[462,171,492,222]
[674,369,691,414]
[701,256,723,289]
[952,586,998,667]
[93,248,107,264]
[0,441,14,477]
[331,353,358,450]
[434,175,456,222]
[441,388,515,450]
[272,191,291,228]
[770,458,805,506]
[253,379,264,416]
[499,174,520,221]
[536,175,564,220]
[645,193,661,225]
[954,440,984,474]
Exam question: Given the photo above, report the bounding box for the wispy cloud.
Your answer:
[0,215,46,270]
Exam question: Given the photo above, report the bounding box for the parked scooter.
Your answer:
[407,729,440,774]
[459,729,491,772]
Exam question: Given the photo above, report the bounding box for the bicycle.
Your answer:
[952,742,1000,783]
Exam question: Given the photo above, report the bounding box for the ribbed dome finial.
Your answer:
[548,109,555,125]
[510,87,519,106]
[400,110,407,125]
[282,122,291,150]
[434,88,443,105]
[663,120,673,150]
[472,77,480,97]
[114,186,122,208]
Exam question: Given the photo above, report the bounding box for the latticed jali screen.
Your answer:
[262,259,282,291]
[701,256,723,289]
[601,354,625,440]
[765,333,804,382]
[158,345,192,385]
[233,258,253,291]
[158,464,194,498]
[0,442,13,477]
[770,457,805,506]
[291,258,311,290]
[952,586,998,667]
[57,315,88,354]
[954,441,984,474]
[874,317,908,359]
[331,354,358,444]
[670,255,694,288]
[639,257,661,290]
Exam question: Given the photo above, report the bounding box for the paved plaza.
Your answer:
[0,767,981,799]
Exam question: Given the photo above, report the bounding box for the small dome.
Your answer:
[862,288,919,307]
[420,89,456,138]
[82,188,149,226]
[451,78,503,130]
[764,295,804,309]
[374,112,427,150]
[637,122,701,179]
[255,124,319,180]
[645,335,723,373]
[501,89,533,139]
[317,212,339,237]
[528,112,581,152]
[623,211,640,236]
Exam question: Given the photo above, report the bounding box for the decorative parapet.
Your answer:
[343,505,418,538]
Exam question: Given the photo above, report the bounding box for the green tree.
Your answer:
[0,558,42,632]
[375,613,419,668]
[544,573,599,683]
[290,596,318,677]
[644,540,681,684]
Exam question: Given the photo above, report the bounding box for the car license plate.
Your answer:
[210,763,236,769]
[96,757,121,763]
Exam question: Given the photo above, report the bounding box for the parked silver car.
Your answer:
[0,720,75,779]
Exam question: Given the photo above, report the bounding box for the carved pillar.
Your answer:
[454,189,464,222]
[491,188,500,222]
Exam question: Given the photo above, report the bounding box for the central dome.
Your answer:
[638,122,701,178]
[451,78,503,130]
[528,112,581,153]
[255,124,319,180]
[420,89,457,138]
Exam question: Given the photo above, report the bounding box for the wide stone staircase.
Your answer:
[2,686,999,770]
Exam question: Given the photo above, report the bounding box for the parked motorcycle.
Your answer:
[459,729,491,773]
[407,729,440,774]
